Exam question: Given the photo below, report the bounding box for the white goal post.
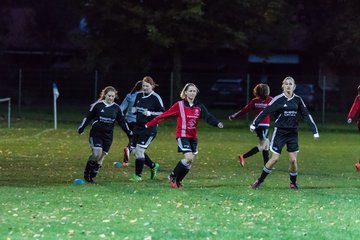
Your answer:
[0,97,11,128]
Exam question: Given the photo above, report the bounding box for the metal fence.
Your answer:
[0,68,357,118]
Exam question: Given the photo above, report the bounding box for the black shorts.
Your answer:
[131,133,156,149]
[127,121,136,131]
[89,136,112,153]
[177,137,198,154]
[270,127,299,154]
[255,126,269,140]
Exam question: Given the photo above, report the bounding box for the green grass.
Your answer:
[0,108,360,239]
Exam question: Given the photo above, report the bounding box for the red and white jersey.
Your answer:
[146,99,220,139]
[348,95,360,120]
[230,96,272,126]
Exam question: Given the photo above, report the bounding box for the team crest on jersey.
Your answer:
[194,108,200,117]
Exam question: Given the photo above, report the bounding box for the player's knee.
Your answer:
[92,150,102,161]
[258,143,266,151]
[186,158,193,166]
[181,158,193,168]
[289,158,297,165]
[134,147,145,159]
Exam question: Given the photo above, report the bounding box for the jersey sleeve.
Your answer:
[116,106,132,136]
[146,102,179,127]
[78,102,97,131]
[119,94,130,113]
[298,98,319,134]
[252,98,280,127]
[151,94,165,116]
[348,96,360,119]
[200,104,221,127]
[230,99,255,119]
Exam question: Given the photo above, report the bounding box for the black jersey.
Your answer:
[133,91,164,134]
[78,101,130,138]
[253,93,318,134]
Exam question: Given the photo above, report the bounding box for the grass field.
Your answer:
[0,107,359,239]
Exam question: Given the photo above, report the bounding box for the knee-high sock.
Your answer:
[144,153,155,168]
[262,150,269,165]
[258,166,271,182]
[84,156,96,175]
[135,158,145,176]
[171,159,190,182]
[290,171,298,184]
[243,147,259,158]
[90,163,101,178]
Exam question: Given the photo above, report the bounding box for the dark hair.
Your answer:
[98,86,118,100]
[253,83,270,100]
[130,80,143,94]
[357,84,360,95]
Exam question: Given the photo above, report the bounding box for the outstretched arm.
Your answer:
[78,104,97,134]
[347,96,360,123]
[145,102,179,128]
[298,98,319,138]
[229,100,255,120]
[201,104,222,127]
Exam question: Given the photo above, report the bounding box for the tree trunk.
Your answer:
[172,44,182,98]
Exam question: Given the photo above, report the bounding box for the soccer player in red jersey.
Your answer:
[347,84,360,132]
[229,83,272,167]
[145,83,224,188]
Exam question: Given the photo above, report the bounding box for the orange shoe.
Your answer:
[123,147,130,163]
[239,154,245,167]
[355,162,360,172]
[169,176,178,188]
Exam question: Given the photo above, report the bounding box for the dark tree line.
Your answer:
[1,0,360,84]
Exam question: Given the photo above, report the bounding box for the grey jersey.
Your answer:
[253,93,318,134]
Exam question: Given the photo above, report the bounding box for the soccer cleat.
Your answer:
[123,147,130,163]
[130,174,142,182]
[122,161,128,166]
[177,181,183,188]
[251,179,262,189]
[150,163,160,179]
[290,183,298,190]
[239,154,245,167]
[84,174,94,183]
[355,162,360,172]
[169,176,178,188]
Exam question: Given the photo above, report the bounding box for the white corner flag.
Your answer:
[53,82,59,99]
[53,83,59,129]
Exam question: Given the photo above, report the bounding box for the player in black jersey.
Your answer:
[250,77,319,189]
[130,76,165,182]
[78,86,131,183]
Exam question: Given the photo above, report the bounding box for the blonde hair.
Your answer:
[282,76,296,90]
[253,83,270,100]
[98,86,118,101]
[180,83,199,99]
